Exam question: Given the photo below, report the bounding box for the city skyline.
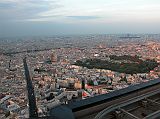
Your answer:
[1,0,160,37]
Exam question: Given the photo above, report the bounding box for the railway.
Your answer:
[94,88,160,119]
[49,78,160,119]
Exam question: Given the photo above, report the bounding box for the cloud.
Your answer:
[0,0,61,21]
[1,0,160,23]
[67,16,101,20]
[0,2,16,8]
[1,0,160,37]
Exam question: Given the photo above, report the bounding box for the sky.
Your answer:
[0,0,160,37]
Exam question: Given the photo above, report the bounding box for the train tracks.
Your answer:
[48,79,160,119]
[94,88,160,119]
[73,79,160,119]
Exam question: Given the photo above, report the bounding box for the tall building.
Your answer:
[51,50,57,63]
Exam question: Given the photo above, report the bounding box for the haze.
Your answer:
[1,0,160,37]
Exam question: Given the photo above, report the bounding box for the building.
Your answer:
[51,50,57,63]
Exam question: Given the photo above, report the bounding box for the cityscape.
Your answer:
[1,0,160,119]
[0,34,160,118]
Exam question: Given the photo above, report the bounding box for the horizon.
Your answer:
[1,33,160,39]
